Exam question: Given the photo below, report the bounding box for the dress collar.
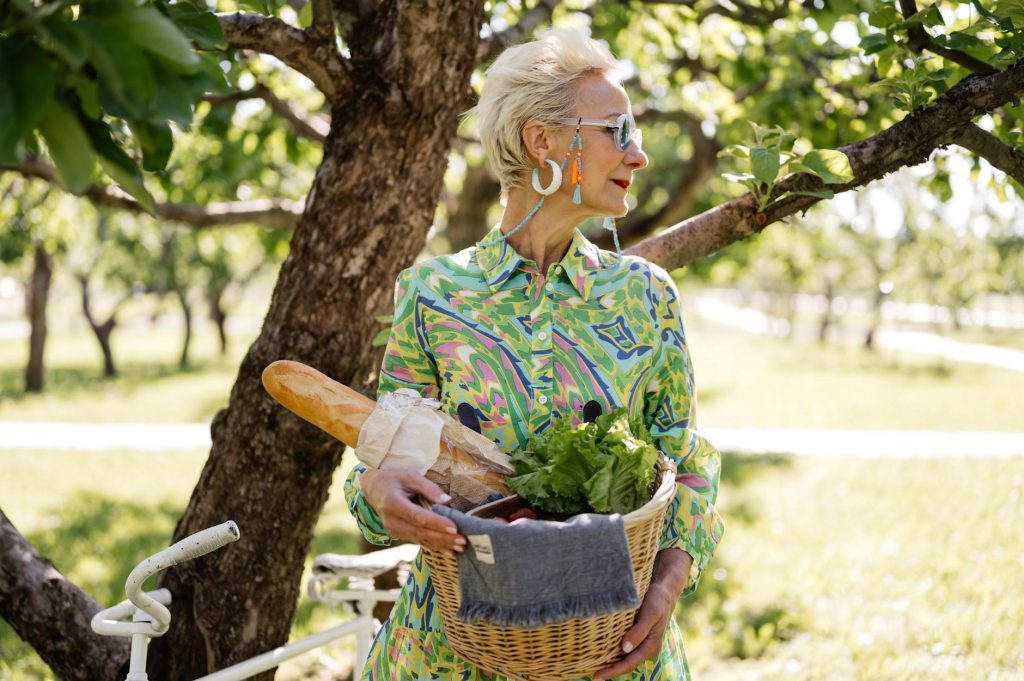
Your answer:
[475,224,612,302]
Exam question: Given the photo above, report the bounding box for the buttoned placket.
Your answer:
[526,262,563,436]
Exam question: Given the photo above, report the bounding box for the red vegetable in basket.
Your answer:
[508,508,537,521]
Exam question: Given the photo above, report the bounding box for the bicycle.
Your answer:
[92,521,418,681]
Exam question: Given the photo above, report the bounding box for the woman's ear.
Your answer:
[521,119,553,165]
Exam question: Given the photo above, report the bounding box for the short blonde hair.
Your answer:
[466,28,619,195]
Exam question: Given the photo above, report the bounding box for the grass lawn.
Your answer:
[683,317,1024,432]
[682,455,1024,681]
[2,450,1022,680]
[0,447,364,681]
[0,324,255,423]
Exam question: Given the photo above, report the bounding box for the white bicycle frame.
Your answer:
[91,521,405,681]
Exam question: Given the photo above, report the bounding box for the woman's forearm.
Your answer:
[651,547,693,600]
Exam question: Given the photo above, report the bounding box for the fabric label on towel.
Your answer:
[467,534,495,564]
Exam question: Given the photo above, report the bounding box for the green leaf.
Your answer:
[994,0,1024,26]
[859,32,890,55]
[370,328,391,347]
[238,0,271,14]
[901,5,945,27]
[796,149,854,184]
[129,119,174,171]
[114,6,201,74]
[37,101,96,193]
[751,146,780,186]
[718,145,750,159]
[0,39,58,163]
[166,2,228,50]
[868,7,901,28]
[298,0,313,28]
[74,77,102,120]
[83,118,155,213]
[39,16,91,69]
[85,23,157,117]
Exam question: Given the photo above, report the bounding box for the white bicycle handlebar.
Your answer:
[92,589,174,637]
[127,520,240,633]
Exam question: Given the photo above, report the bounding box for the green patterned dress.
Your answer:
[344,224,724,680]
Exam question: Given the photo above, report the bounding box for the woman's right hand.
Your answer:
[359,469,466,556]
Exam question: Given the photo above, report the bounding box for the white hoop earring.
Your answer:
[531,159,562,196]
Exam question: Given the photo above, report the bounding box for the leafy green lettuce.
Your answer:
[506,407,660,515]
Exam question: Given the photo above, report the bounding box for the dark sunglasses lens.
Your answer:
[619,117,634,150]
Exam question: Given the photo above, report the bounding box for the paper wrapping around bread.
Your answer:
[356,389,512,512]
[260,361,510,512]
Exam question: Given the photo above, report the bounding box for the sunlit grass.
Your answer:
[0,448,363,681]
[3,450,1022,680]
[681,455,1024,681]
[0,325,256,422]
[685,317,1024,432]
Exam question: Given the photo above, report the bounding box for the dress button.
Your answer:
[538,331,548,340]
[538,395,548,405]
[545,282,554,292]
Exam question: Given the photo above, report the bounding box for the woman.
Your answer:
[344,27,724,681]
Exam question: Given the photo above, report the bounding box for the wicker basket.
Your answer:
[421,453,677,681]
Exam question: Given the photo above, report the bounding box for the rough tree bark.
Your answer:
[145,4,488,679]
[0,510,130,680]
[24,243,53,393]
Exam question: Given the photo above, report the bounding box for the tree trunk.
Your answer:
[78,276,118,378]
[24,243,53,393]
[447,160,500,252]
[176,288,192,369]
[147,5,486,679]
[0,509,130,681]
[818,280,835,343]
[864,286,887,350]
[207,283,228,355]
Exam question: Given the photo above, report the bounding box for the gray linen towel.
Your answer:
[433,505,640,628]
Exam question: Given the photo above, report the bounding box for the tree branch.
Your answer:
[3,159,303,228]
[898,0,996,75]
[0,509,129,680]
[218,12,353,102]
[476,0,562,63]
[310,0,336,43]
[626,59,1024,270]
[202,84,329,142]
[953,123,1024,185]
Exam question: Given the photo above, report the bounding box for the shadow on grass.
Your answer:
[675,451,808,660]
[719,451,792,488]
[20,492,184,608]
[0,357,236,405]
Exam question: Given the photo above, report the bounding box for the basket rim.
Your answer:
[622,452,677,528]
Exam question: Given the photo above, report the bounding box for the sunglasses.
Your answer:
[559,113,643,152]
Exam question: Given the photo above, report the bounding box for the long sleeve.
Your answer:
[642,266,724,597]
[343,267,441,546]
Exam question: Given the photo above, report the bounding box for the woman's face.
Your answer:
[555,73,649,218]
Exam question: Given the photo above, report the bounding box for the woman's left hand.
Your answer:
[592,549,693,681]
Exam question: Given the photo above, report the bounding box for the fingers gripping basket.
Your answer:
[421,453,678,681]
